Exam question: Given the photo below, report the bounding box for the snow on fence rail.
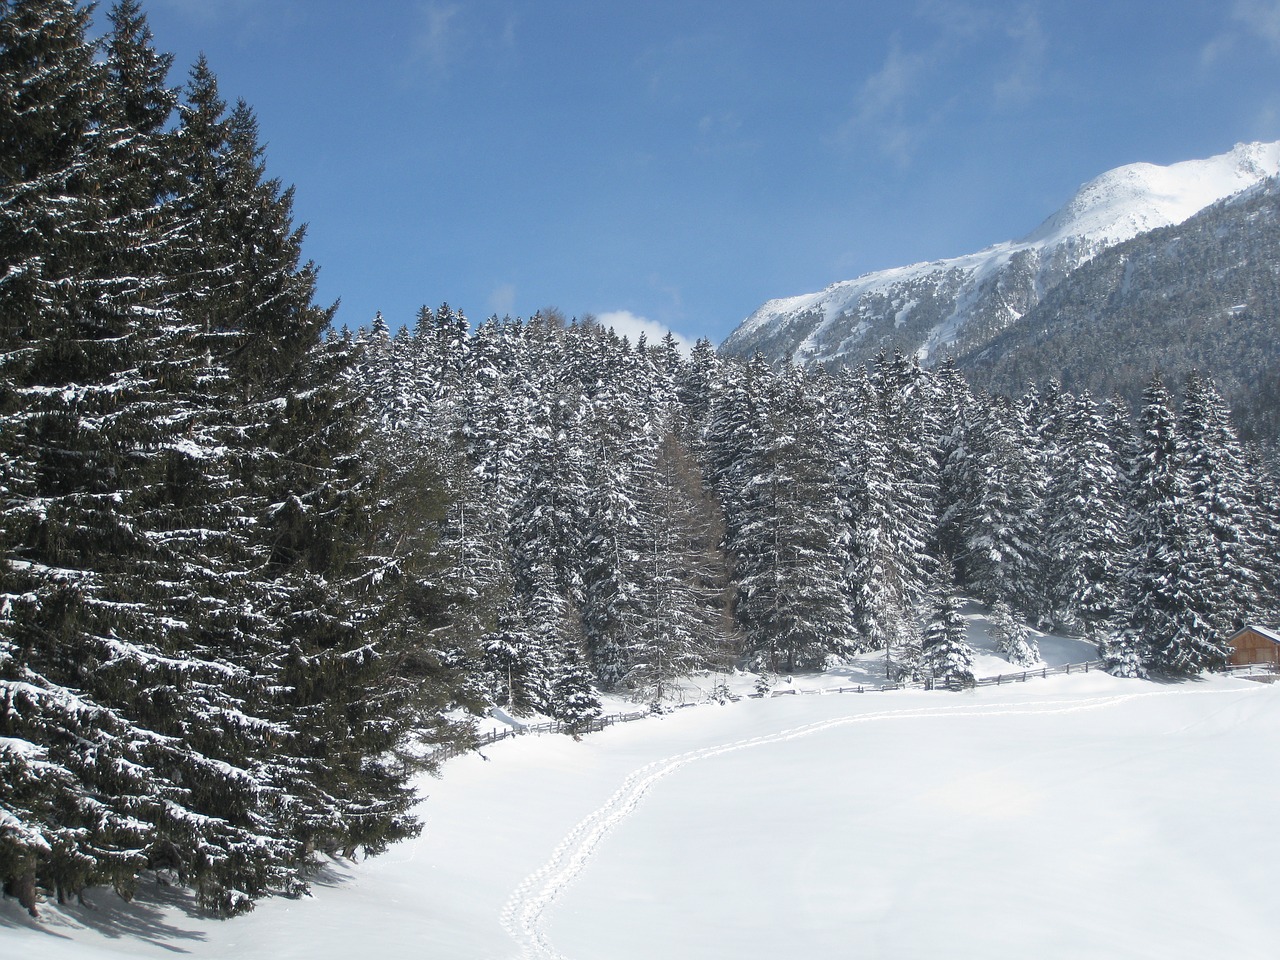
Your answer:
[972,659,1104,688]
[425,659,1280,764]
[428,659,1111,763]
[1219,662,1279,680]
[429,710,651,763]
[770,659,1106,696]
[1220,662,1279,674]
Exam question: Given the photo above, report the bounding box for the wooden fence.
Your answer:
[766,659,1104,696]
[428,659,1111,764]
[969,658,1104,688]
[1219,662,1280,681]
[1220,661,1279,674]
[428,709,653,763]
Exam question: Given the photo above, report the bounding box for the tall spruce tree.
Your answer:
[625,429,733,700]
[835,363,938,660]
[1041,392,1128,634]
[1179,372,1262,633]
[0,0,212,912]
[1,5,464,914]
[922,586,975,688]
[962,397,1044,619]
[713,361,851,671]
[1122,375,1227,676]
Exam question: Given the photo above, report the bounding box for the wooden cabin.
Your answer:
[1228,625,1280,666]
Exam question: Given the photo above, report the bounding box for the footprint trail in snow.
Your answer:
[499,686,1240,960]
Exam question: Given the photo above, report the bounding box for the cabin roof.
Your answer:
[1232,625,1280,645]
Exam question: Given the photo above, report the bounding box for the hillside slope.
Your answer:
[958,177,1280,441]
[722,141,1280,371]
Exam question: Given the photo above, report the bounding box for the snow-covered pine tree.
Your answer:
[397,309,514,711]
[573,328,650,688]
[1123,375,1227,676]
[1244,445,1280,616]
[549,645,603,734]
[624,429,733,701]
[460,315,535,519]
[1102,628,1148,679]
[932,358,977,566]
[868,352,940,611]
[961,396,1043,618]
[0,2,292,914]
[1179,372,1263,633]
[987,598,1038,667]
[1,7,467,913]
[508,424,588,648]
[715,360,852,671]
[479,602,555,716]
[836,368,897,650]
[1041,391,1128,635]
[221,249,439,869]
[0,0,261,912]
[355,396,483,767]
[922,587,975,688]
[839,355,942,660]
[492,325,605,706]
[887,606,925,683]
[674,337,719,448]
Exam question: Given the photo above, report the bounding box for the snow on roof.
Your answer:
[1235,624,1280,644]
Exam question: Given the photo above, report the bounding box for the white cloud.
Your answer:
[487,282,517,317]
[993,7,1047,107]
[839,39,928,165]
[594,310,695,355]
[696,111,751,150]
[861,39,926,118]
[411,2,463,79]
[1234,0,1280,48]
[915,0,990,40]
[1201,33,1236,67]
[1204,0,1280,65]
[148,0,291,36]
[500,13,519,49]
[835,4,1049,163]
[401,4,519,85]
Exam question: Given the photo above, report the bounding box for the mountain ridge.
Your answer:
[722,141,1280,369]
[956,174,1280,442]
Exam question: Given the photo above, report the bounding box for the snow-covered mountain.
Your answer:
[958,173,1280,440]
[721,141,1280,368]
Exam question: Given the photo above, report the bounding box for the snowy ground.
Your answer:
[5,620,1280,960]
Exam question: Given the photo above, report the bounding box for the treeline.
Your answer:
[0,1,474,916]
[352,310,1279,691]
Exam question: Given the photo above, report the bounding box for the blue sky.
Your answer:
[129,0,1280,345]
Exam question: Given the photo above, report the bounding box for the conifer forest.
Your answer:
[2,0,1278,918]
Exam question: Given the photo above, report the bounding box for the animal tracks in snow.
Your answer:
[499,686,1242,960]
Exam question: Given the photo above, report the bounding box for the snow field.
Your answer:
[4,672,1279,960]
[548,680,1280,959]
